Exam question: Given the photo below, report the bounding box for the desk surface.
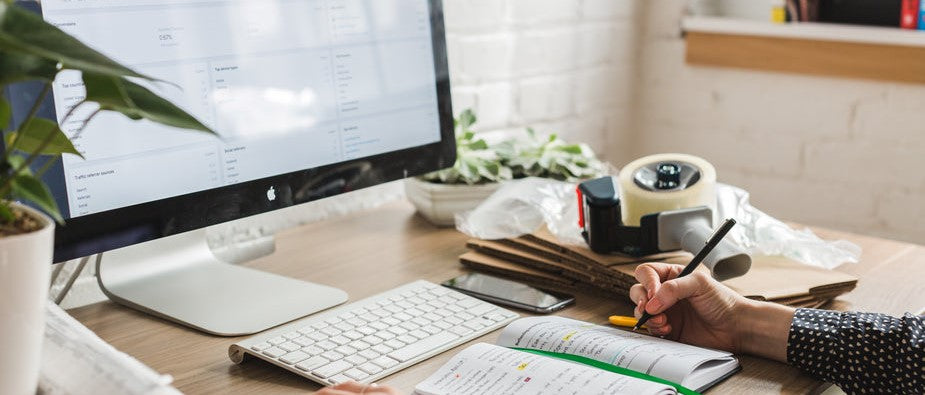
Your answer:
[68,201,925,394]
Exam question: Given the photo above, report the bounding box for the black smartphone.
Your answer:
[441,273,575,314]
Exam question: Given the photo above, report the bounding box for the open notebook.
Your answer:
[414,317,739,394]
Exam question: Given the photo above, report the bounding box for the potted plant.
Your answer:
[406,109,608,226]
[0,3,214,394]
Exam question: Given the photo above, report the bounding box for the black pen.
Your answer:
[633,218,738,331]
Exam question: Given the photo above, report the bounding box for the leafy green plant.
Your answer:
[0,1,215,235]
[420,109,607,185]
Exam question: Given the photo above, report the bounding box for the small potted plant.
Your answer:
[0,3,214,394]
[405,109,608,226]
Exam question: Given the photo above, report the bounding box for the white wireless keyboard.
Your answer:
[228,280,519,386]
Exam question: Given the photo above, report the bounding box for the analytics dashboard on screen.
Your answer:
[40,0,442,218]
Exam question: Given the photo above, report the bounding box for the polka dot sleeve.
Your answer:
[786,308,924,394]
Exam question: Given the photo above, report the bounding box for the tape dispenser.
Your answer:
[577,153,751,281]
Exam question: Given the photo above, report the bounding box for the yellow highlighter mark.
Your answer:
[562,331,577,341]
[517,362,529,370]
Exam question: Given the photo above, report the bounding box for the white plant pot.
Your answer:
[404,178,502,227]
[0,203,54,395]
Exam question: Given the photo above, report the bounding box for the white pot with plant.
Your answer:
[0,3,214,393]
[406,109,608,226]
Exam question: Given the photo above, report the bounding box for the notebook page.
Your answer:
[496,316,734,385]
[413,343,674,395]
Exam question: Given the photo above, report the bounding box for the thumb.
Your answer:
[645,272,708,315]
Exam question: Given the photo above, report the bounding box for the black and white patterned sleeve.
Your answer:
[786,308,924,394]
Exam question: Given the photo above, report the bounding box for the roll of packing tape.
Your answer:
[618,153,717,226]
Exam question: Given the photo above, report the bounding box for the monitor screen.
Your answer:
[5,0,454,261]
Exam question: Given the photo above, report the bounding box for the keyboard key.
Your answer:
[316,340,338,351]
[371,356,400,369]
[372,310,390,318]
[334,322,354,331]
[349,340,371,350]
[343,368,369,381]
[421,325,442,335]
[486,313,508,322]
[331,335,352,345]
[395,301,414,309]
[375,331,396,340]
[392,313,412,321]
[357,326,377,335]
[449,326,472,336]
[345,354,367,365]
[346,318,366,327]
[406,308,425,317]
[358,362,383,374]
[463,321,485,331]
[293,337,314,347]
[384,339,405,349]
[444,316,463,325]
[335,345,357,355]
[400,291,415,298]
[295,356,329,371]
[298,326,315,335]
[445,304,464,313]
[250,342,271,352]
[325,317,342,325]
[407,296,426,305]
[408,330,429,340]
[283,331,300,339]
[343,331,364,340]
[416,304,436,313]
[329,374,350,385]
[434,308,453,317]
[388,332,459,362]
[381,317,401,326]
[455,312,475,321]
[457,298,480,308]
[430,287,450,296]
[362,336,383,345]
[414,317,434,326]
[321,350,345,361]
[433,321,452,330]
[399,322,418,331]
[279,342,300,352]
[302,345,324,355]
[268,336,286,345]
[359,314,379,322]
[387,327,407,336]
[469,304,496,317]
[307,332,329,342]
[418,293,436,301]
[371,344,392,354]
[359,349,380,360]
[370,321,389,330]
[397,335,417,344]
[321,327,341,337]
[279,351,309,365]
[384,304,402,313]
[338,312,356,320]
[262,347,286,358]
[311,322,328,330]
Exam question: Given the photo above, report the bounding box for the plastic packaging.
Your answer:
[455,177,860,270]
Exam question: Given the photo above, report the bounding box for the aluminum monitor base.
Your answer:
[96,229,348,336]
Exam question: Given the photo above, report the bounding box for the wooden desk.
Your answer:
[68,201,925,394]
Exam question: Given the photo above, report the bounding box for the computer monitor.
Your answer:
[4,0,455,335]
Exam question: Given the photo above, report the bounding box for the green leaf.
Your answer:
[5,153,32,176]
[0,96,10,128]
[7,118,83,158]
[0,202,13,223]
[0,50,59,84]
[83,73,216,134]
[10,173,62,222]
[458,109,476,130]
[0,3,152,80]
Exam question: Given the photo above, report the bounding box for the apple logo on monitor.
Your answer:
[266,186,276,202]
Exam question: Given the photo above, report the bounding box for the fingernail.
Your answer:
[647,298,663,312]
[647,288,654,299]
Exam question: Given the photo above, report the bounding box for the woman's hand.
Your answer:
[313,381,402,395]
[629,262,794,362]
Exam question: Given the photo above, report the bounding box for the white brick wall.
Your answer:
[444,0,640,152]
[625,0,925,244]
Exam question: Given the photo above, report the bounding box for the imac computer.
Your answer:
[5,0,454,336]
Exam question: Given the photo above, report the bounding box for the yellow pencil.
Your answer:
[608,315,644,329]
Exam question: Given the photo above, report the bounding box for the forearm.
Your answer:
[735,299,795,363]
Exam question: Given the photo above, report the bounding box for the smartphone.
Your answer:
[441,273,575,313]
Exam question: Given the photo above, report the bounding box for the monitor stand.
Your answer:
[96,229,348,336]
